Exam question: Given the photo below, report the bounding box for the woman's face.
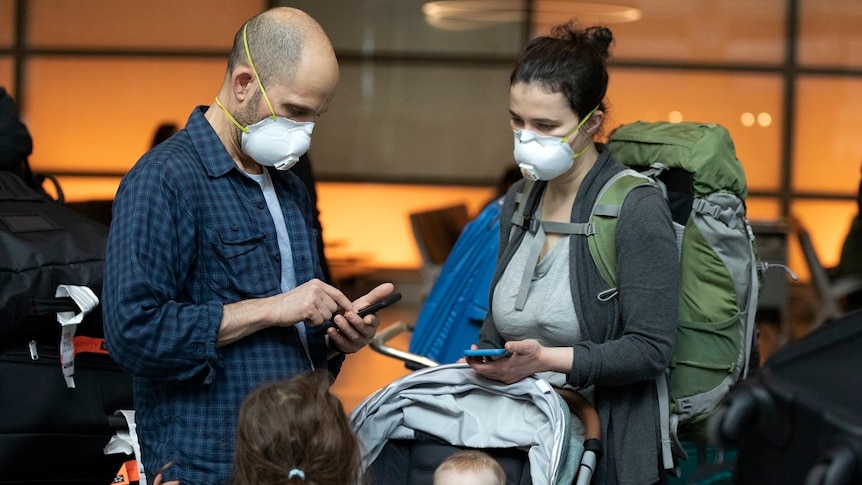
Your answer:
[509,81,579,138]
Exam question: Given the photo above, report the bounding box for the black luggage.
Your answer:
[0,171,108,342]
[0,171,134,483]
[710,310,862,484]
[0,341,133,484]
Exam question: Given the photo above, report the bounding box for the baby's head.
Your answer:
[433,450,507,485]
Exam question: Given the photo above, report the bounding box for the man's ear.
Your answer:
[230,66,256,102]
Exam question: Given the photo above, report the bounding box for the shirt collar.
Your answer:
[187,105,240,178]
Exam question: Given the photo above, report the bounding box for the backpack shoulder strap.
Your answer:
[588,169,656,291]
[511,178,537,235]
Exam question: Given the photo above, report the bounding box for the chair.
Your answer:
[409,204,470,299]
[797,227,862,330]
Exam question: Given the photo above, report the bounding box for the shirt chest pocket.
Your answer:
[203,226,279,300]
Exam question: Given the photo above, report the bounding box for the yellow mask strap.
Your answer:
[572,142,591,159]
[243,23,277,121]
[561,104,601,143]
[214,96,249,134]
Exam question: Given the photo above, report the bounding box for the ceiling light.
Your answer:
[422,1,642,31]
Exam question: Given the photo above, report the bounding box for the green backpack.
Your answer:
[514,121,760,470]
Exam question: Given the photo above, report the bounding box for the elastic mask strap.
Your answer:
[561,105,600,142]
[571,143,591,160]
[214,97,249,134]
[561,104,600,158]
[243,23,277,121]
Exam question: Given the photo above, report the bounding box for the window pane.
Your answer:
[610,0,785,63]
[747,197,782,221]
[790,199,858,281]
[609,69,783,192]
[279,0,523,56]
[310,63,513,183]
[0,58,12,93]
[799,0,862,68]
[24,57,226,174]
[0,0,13,47]
[48,176,122,203]
[27,0,265,49]
[793,77,862,194]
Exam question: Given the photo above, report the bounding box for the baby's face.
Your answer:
[433,469,504,485]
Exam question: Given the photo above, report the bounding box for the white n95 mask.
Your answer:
[512,105,599,181]
[513,130,578,181]
[214,22,315,171]
[241,116,314,171]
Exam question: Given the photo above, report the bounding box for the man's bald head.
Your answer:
[227,7,335,89]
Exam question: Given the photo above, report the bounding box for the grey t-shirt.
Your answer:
[492,230,593,440]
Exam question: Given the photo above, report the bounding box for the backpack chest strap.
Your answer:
[514,220,594,310]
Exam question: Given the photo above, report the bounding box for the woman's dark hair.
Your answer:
[230,370,362,485]
[510,21,614,124]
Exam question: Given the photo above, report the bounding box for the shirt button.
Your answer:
[274,254,281,262]
[230,224,238,231]
[257,202,265,209]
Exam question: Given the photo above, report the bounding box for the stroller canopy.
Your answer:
[349,363,583,484]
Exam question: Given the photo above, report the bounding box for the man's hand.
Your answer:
[219,279,354,347]
[273,279,355,326]
[323,282,395,354]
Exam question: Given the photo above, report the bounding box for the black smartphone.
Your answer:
[312,292,402,337]
[356,292,402,318]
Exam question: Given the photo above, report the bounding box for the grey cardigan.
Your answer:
[479,149,680,485]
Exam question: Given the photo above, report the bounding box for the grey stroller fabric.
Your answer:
[349,363,583,484]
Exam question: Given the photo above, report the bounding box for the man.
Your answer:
[102,8,394,484]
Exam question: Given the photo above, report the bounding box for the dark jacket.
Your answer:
[479,149,680,484]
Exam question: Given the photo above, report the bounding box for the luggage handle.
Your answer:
[12,295,81,316]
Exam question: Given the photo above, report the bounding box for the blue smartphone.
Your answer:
[463,348,511,357]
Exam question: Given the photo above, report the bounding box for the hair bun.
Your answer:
[551,22,614,59]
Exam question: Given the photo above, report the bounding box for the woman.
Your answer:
[466,22,680,484]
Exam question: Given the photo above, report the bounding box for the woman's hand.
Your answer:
[466,339,546,384]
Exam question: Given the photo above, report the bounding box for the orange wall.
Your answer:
[51,176,856,281]
[316,183,495,269]
[51,176,495,270]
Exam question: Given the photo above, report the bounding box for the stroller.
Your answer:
[362,199,602,483]
[349,363,602,485]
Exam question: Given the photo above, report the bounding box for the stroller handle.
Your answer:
[370,321,440,369]
[556,387,603,485]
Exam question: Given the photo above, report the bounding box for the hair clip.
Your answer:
[288,468,306,480]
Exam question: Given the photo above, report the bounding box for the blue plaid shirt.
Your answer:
[103,106,343,485]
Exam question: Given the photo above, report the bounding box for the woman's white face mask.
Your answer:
[513,105,598,181]
[215,23,314,171]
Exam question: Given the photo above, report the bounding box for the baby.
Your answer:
[433,450,507,485]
